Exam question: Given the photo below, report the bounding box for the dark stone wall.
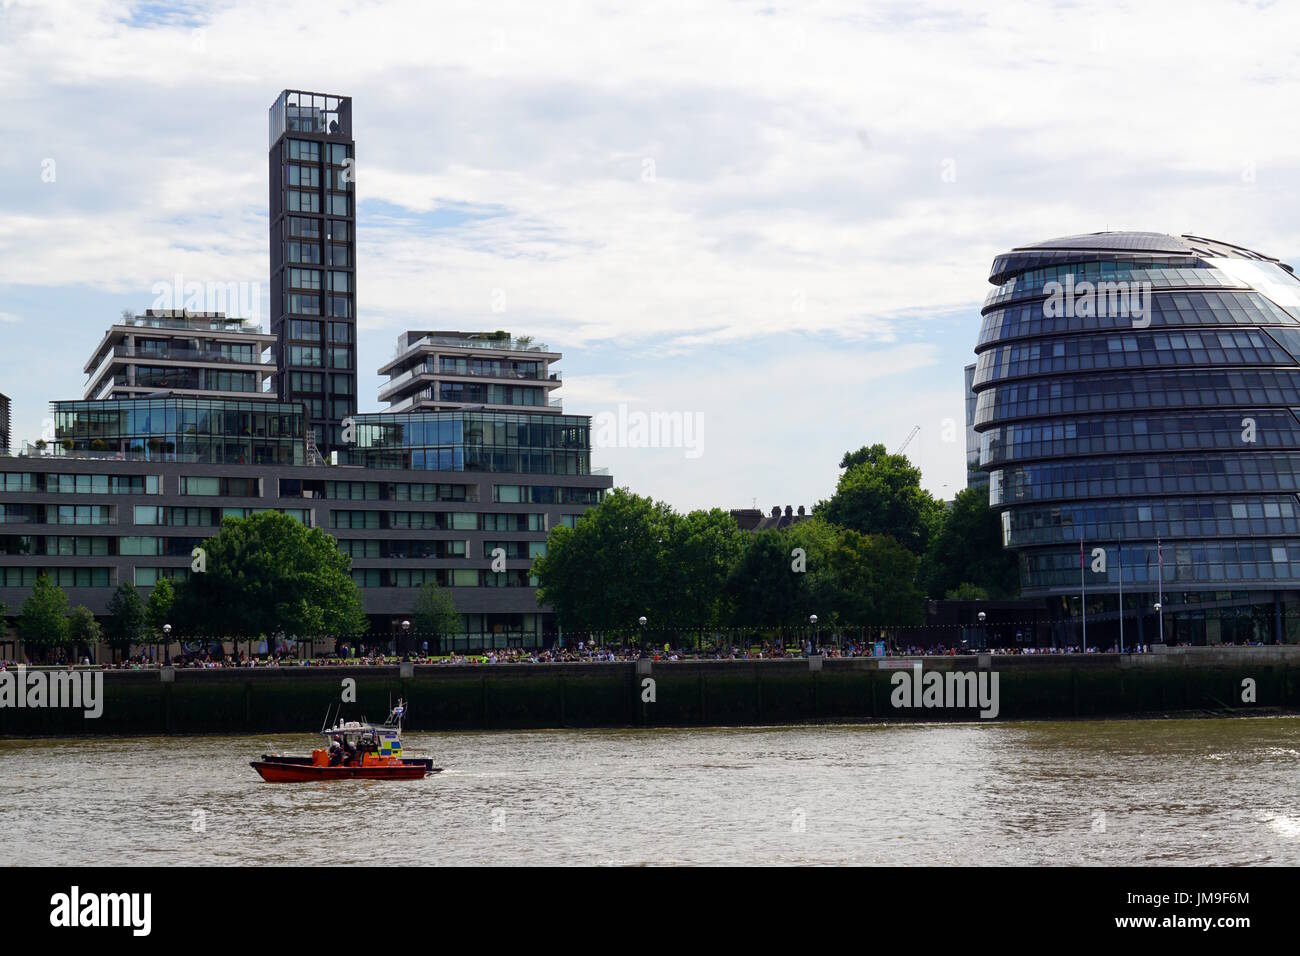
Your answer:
[2,649,1296,736]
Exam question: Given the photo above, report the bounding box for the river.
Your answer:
[3,717,1299,865]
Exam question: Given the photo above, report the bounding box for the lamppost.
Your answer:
[401,619,411,656]
[638,616,647,655]
[1153,602,1163,647]
[162,623,172,666]
[809,614,818,656]
[977,610,986,651]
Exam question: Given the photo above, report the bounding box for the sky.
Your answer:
[3,0,1300,512]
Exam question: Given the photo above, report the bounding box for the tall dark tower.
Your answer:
[268,90,357,456]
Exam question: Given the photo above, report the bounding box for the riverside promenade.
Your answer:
[1,645,1297,736]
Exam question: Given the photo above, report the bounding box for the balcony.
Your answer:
[414,334,551,353]
[119,314,262,334]
[379,363,562,403]
[112,346,271,366]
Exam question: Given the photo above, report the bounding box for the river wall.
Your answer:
[2,646,1298,736]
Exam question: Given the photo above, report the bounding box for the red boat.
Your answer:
[250,700,441,783]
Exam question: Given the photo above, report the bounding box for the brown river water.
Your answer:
[2,717,1299,865]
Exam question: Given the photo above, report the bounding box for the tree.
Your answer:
[816,443,945,553]
[945,582,990,601]
[726,530,805,629]
[145,577,175,637]
[918,486,1020,599]
[726,518,839,629]
[660,508,745,632]
[726,520,925,631]
[171,512,368,639]
[67,605,101,660]
[105,583,146,660]
[412,582,460,654]
[18,574,70,661]
[828,531,924,625]
[532,488,678,632]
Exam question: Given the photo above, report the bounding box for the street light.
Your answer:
[1153,602,1163,646]
[809,613,818,656]
[162,623,172,666]
[977,610,987,651]
[638,616,647,656]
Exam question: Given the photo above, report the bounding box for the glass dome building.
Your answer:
[973,232,1300,645]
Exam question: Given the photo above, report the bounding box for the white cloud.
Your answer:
[3,0,1300,505]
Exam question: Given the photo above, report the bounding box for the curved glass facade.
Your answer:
[973,232,1300,644]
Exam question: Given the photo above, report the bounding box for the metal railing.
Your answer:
[392,335,552,359]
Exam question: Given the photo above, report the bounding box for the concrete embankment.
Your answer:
[2,646,1298,736]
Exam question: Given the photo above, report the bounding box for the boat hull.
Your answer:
[250,755,438,782]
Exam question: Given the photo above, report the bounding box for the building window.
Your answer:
[286,164,320,188]
[286,190,320,213]
[289,319,321,340]
[288,268,323,291]
[286,217,321,239]
[286,139,321,162]
[287,293,321,315]
[286,241,322,265]
[290,346,322,367]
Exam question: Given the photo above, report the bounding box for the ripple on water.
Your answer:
[1,718,1299,865]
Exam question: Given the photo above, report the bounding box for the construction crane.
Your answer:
[895,425,920,455]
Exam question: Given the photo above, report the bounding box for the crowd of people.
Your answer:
[6,629,1285,670]
[1,637,1196,670]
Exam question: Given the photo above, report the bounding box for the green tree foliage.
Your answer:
[831,531,924,625]
[104,583,145,658]
[918,486,1020,599]
[727,520,923,627]
[67,605,102,651]
[536,439,1012,630]
[534,489,744,631]
[533,489,673,630]
[726,530,806,627]
[18,573,70,656]
[412,582,461,645]
[816,443,945,553]
[725,518,839,627]
[945,582,990,600]
[145,577,175,636]
[171,512,368,638]
[661,508,745,629]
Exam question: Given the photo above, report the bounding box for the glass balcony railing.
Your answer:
[109,346,272,366]
[380,362,561,399]
[393,335,552,359]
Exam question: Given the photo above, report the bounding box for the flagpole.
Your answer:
[1157,535,1164,645]
[1080,532,1087,653]
[1118,539,1124,654]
